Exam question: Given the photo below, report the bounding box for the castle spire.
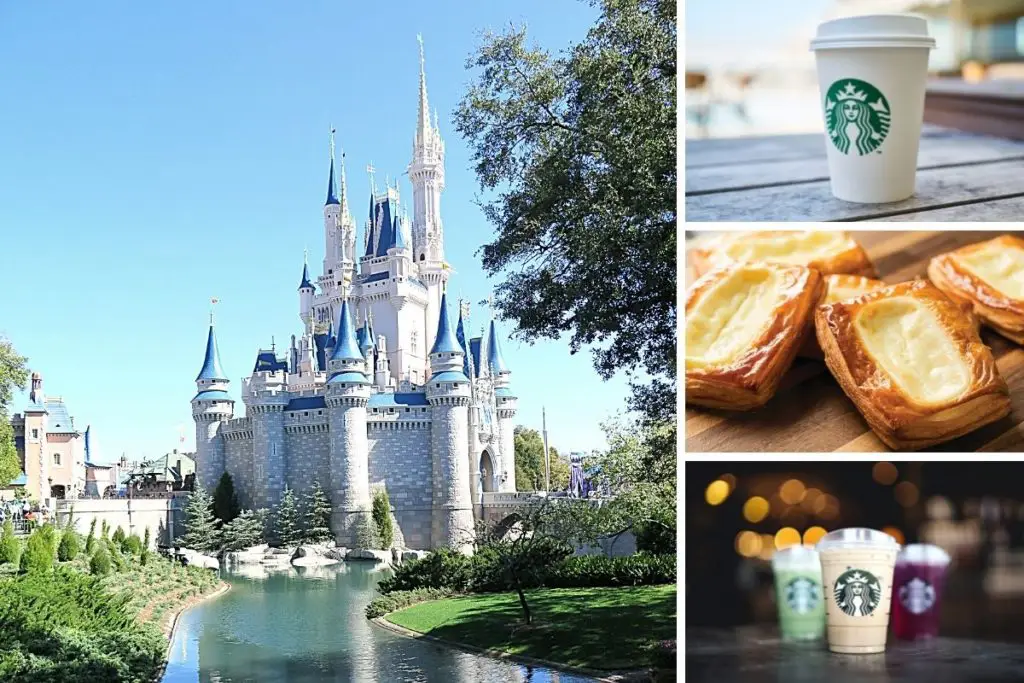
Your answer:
[430,290,463,356]
[298,250,313,290]
[325,127,340,206]
[416,34,430,146]
[339,149,349,215]
[455,301,470,377]
[487,319,510,375]
[330,296,364,362]
[196,322,227,381]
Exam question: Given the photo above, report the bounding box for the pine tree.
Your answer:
[274,487,301,548]
[212,472,241,526]
[57,528,80,561]
[112,526,126,544]
[223,509,268,551]
[20,528,54,573]
[85,518,97,554]
[371,489,393,550]
[143,527,151,550]
[303,481,333,544]
[179,486,222,553]
[0,519,20,565]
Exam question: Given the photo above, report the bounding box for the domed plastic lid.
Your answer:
[810,14,936,51]
[771,544,821,571]
[816,527,901,551]
[898,543,951,566]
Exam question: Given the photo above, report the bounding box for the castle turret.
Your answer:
[298,255,315,332]
[374,335,392,388]
[192,320,235,492]
[325,297,373,546]
[360,310,375,376]
[488,320,518,492]
[426,291,474,549]
[323,131,342,278]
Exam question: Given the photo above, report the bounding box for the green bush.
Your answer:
[57,530,81,562]
[111,526,126,545]
[19,530,54,574]
[0,520,20,565]
[85,519,97,555]
[89,550,112,576]
[121,535,142,557]
[545,553,676,588]
[37,524,59,557]
[377,548,472,595]
[365,588,453,619]
[103,540,126,572]
[371,490,394,549]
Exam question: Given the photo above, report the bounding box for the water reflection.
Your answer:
[162,563,594,683]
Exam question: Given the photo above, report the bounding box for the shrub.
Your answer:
[18,530,54,574]
[37,524,59,557]
[57,529,81,561]
[85,518,97,555]
[111,526,126,545]
[302,481,333,544]
[121,534,143,557]
[354,515,379,549]
[143,527,151,549]
[371,490,394,550]
[104,540,126,572]
[0,520,19,565]
[365,588,452,619]
[89,549,112,576]
[213,472,241,526]
[377,549,472,594]
[545,553,676,588]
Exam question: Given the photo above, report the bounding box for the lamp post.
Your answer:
[542,407,550,492]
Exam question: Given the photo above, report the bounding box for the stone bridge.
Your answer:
[479,491,606,529]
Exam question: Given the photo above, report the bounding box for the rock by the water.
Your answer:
[401,549,429,564]
[179,549,220,570]
[291,544,340,567]
[346,548,392,563]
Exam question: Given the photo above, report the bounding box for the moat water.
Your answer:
[162,562,596,683]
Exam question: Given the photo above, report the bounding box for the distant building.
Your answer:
[121,451,195,495]
[8,373,87,506]
[907,1,1024,70]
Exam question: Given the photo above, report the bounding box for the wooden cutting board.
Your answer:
[685,231,1024,453]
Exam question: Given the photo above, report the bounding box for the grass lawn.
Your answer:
[385,584,676,671]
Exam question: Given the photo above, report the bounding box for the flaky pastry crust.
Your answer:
[798,274,887,359]
[685,262,822,410]
[816,280,1010,451]
[691,230,876,279]
[928,235,1024,344]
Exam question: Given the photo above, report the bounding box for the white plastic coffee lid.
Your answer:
[771,544,821,570]
[816,527,901,551]
[898,543,951,566]
[810,14,936,51]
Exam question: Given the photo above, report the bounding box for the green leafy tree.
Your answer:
[85,517,97,554]
[0,519,20,565]
[20,528,54,573]
[454,0,677,422]
[274,486,301,547]
[57,528,80,561]
[371,489,394,550]
[513,427,566,491]
[143,526,151,550]
[38,523,59,557]
[89,547,112,576]
[222,508,268,551]
[100,519,109,540]
[303,481,333,544]
[111,526,126,545]
[121,534,142,556]
[0,340,29,487]
[0,420,22,488]
[178,486,222,553]
[213,472,241,526]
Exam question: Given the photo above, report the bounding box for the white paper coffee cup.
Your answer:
[810,14,936,203]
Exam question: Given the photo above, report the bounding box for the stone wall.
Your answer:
[224,436,254,509]
[54,496,188,548]
[368,420,433,549]
[284,424,330,496]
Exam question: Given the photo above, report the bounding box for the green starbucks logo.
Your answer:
[825,79,891,156]
[834,569,882,617]
[785,576,820,615]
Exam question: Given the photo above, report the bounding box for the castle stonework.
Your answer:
[191,41,518,550]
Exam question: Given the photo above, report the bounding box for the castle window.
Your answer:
[31,429,38,439]
[373,408,378,413]
[405,408,410,412]
[318,411,323,416]
[304,412,309,417]
[53,453,61,466]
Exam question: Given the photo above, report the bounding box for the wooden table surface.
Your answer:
[685,127,1024,221]
[685,231,1024,453]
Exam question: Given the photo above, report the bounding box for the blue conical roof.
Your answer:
[455,307,470,377]
[196,324,227,381]
[392,215,407,251]
[298,261,313,290]
[430,291,463,355]
[374,199,394,257]
[359,311,375,352]
[487,320,510,374]
[364,192,377,258]
[330,299,364,362]
[326,156,339,206]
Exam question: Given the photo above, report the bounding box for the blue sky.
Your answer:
[0,1,633,463]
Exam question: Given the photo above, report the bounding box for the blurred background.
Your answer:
[686,462,1024,642]
[686,0,1024,138]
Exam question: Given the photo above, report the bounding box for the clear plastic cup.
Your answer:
[816,527,900,653]
[771,545,826,641]
[892,543,951,640]
[810,14,936,203]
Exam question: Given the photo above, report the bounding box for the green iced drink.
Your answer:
[772,546,826,641]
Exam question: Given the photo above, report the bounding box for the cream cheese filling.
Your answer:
[953,244,1024,300]
[721,231,856,266]
[854,296,970,405]
[686,266,783,368]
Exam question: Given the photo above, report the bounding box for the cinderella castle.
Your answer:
[191,39,517,550]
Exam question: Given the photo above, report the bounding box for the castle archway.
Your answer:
[480,450,496,493]
[492,512,523,541]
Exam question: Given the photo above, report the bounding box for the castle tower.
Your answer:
[245,340,289,510]
[323,131,342,279]
[298,254,315,333]
[325,297,373,546]
[22,373,49,504]
[427,291,474,549]
[408,36,448,355]
[488,320,518,492]
[191,320,235,492]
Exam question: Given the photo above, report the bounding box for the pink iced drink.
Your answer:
[891,544,951,640]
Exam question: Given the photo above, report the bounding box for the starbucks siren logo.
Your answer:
[824,79,891,156]
[898,577,936,615]
[833,569,882,617]
[785,576,821,615]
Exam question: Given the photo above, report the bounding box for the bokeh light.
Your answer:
[927,496,954,521]
[882,526,905,545]
[735,530,762,557]
[781,507,807,528]
[758,543,775,561]
[819,495,841,520]
[895,481,920,508]
[743,496,770,523]
[779,479,806,505]
[720,473,737,492]
[705,480,730,506]
[775,527,801,550]
[801,488,822,513]
[803,526,828,546]
[872,462,898,485]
